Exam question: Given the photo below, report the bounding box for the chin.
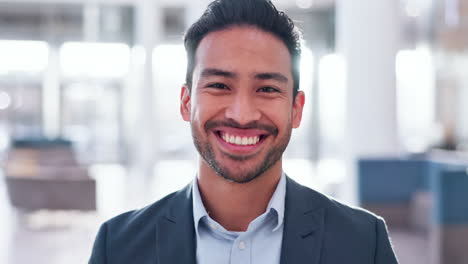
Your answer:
[212,158,277,184]
[218,172,262,184]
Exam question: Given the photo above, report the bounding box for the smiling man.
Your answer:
[89,0,399,263]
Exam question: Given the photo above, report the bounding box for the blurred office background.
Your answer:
[0,0,467,263]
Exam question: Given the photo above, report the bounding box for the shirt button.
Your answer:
[238,240,246,250]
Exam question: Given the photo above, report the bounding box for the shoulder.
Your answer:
[286,177,386,237]
[103,182,193,243]
[89,184,193,263]
[288,177,382,220]
[322,190,383,227]
[105,190,179,233]
[285,178,398,262]
[90,186,191,263]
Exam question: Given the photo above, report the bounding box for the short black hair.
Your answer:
[184,0,302,97]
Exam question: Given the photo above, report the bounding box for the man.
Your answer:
[89,0,399,263]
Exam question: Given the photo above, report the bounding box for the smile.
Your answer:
[221,132,259,145]
[215,130,267,147]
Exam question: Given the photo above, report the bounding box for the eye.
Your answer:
[257,86,280,93]
[207,83,229,90]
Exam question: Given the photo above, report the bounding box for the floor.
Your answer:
[0,161,428,264]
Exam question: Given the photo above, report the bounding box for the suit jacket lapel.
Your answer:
[155,183,197,264]
[280,177,325,264]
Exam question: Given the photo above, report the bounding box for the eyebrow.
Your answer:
[201,68,238,79]
[200,68,289,83]
[254,72,289,83]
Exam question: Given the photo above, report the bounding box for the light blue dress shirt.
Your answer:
[192,173,286,264]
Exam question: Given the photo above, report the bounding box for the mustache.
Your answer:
[205,119,278,135]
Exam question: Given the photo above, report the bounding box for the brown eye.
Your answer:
[208,83,229,89]
[258,86,279,93]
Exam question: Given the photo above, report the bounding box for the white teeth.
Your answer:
[220,132,261,146]
[241,137,248,145]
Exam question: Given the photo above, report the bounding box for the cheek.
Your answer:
[191,96,221,125]
[277,113,293,129]
[260,102,293,127]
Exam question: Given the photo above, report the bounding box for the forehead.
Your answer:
[194,26,292,77]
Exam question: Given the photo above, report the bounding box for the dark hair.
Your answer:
[184,0,302,97]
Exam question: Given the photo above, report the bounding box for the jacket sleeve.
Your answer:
[89,223,108,264]
[374,217,399,264]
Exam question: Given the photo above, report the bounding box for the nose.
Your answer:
[224,93,261,125]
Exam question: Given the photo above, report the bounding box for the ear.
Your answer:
[292,91,305,128]
[180,85,191,122]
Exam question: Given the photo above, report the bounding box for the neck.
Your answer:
[196,160,282,232]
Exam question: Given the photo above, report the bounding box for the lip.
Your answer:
[212,127,269,155]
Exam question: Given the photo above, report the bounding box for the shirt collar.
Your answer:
[192,172,286,233]
[192,176,209,233]
[267,172,286,231]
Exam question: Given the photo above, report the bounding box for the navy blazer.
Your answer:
[89,177,398,263]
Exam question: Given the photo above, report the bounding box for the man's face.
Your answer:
[180,26,305,183]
